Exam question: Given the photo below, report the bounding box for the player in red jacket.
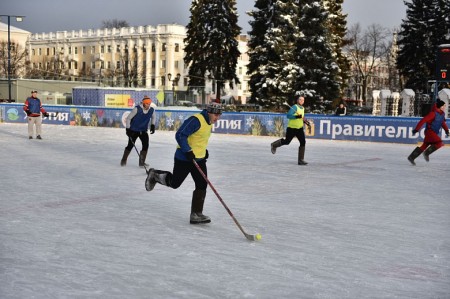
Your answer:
[407,99,449,165]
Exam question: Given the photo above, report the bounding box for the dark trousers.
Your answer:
[170,158,207,190]
[125,131,149,151]
[282,127,306,146]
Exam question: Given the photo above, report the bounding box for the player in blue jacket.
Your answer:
[121,96,156,167]
[271,95,310,165]
[145,102,223,224]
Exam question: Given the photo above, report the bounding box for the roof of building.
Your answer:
[0,22,30,34]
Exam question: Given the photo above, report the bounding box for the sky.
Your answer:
[1,0,407,34]
[1,122,450,298]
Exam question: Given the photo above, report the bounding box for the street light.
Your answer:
[167,73,181,105]
[0,15,24,102]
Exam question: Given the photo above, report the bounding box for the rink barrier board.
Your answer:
[1,103,449,144]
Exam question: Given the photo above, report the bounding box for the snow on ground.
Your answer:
[0,123,449,299]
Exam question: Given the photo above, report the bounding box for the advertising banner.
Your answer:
[1,103,449,144]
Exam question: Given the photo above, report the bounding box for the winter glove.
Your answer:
[295,114,302,119]
[445,130,449,137]
[150,124,155,134]
[25,110,31,116]
[205,149,209,160]
[186,151,196,162]
[412,129,418,134]
[43,112,49,117]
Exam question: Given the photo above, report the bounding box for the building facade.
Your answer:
[27,24,250,104]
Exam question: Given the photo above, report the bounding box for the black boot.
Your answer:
[423,145,438,162]
[120,149,131,166]
[298,146,308,165]
[407,147,422,165]
[145,169,172,191]
[190,189,210,224]
[271,139,283,154]
[139,150,149,167]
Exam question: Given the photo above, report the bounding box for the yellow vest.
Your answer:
[187,114,211,158]
[288,105,305,129]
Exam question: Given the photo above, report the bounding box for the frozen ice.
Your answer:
[1,123,449,298]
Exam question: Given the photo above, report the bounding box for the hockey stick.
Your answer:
[129,136,150,174]
[192,160,261,241]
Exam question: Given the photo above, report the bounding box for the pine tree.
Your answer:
[293,0,340,112]
[397,0,450,92]
[247,0,301,108]
[184,0,241,101]
[323,0,350,98]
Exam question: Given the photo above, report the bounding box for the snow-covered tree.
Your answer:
[247,0,300,108]
[323,0,350,97]
[184,0,241,101]
[247,0,340,111]
[397,0,450,92]
[293,0,340,112]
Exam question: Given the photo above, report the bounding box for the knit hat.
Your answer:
[436,99,445,108]
[142,96,152,105]
[206,102,223,114]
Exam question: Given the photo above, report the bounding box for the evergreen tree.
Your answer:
[184,0,241,101]
[397,0,450,92]
[323,0,350,98]
[247,0,300,108]
[247,0,341,111]
[293,0,340,112]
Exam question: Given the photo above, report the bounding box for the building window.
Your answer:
[162,60,166,68]
[107,45,112,53]
[151,60,156,68]
[142,45,146,52]
[100,61,104,69]
[116,45,120,53]
[91,46,95,54]
[74,47,78,54]
[162,43,167,51]
[175,60,179,68]
[101,45,105,53]
[91,62,95,69]
[68,47,72,55]
[107,61,112,69]
[46,48,50,55]
[38,48,41,55]
[32,49,35,56]
[74,61,78,70]
[82,61,86,70]
[116,61,121,69]
[152,44,155,52]
[175,43,179,52]
[82,46,86,54]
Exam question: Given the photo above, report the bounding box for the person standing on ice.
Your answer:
[121,96,156,167]
[23,90,49,139]
[407,99,449,165]
[145,102,223,224]
[271,95,310,165]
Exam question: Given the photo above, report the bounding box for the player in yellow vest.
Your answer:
[145,102,223,224]
[271,96,310,165]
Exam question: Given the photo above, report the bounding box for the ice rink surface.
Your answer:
[1,123,449,299]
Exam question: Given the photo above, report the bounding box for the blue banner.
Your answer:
[1,103,449,144]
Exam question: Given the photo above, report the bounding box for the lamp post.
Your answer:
[1,15,24,102]
[167,73,181,105]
